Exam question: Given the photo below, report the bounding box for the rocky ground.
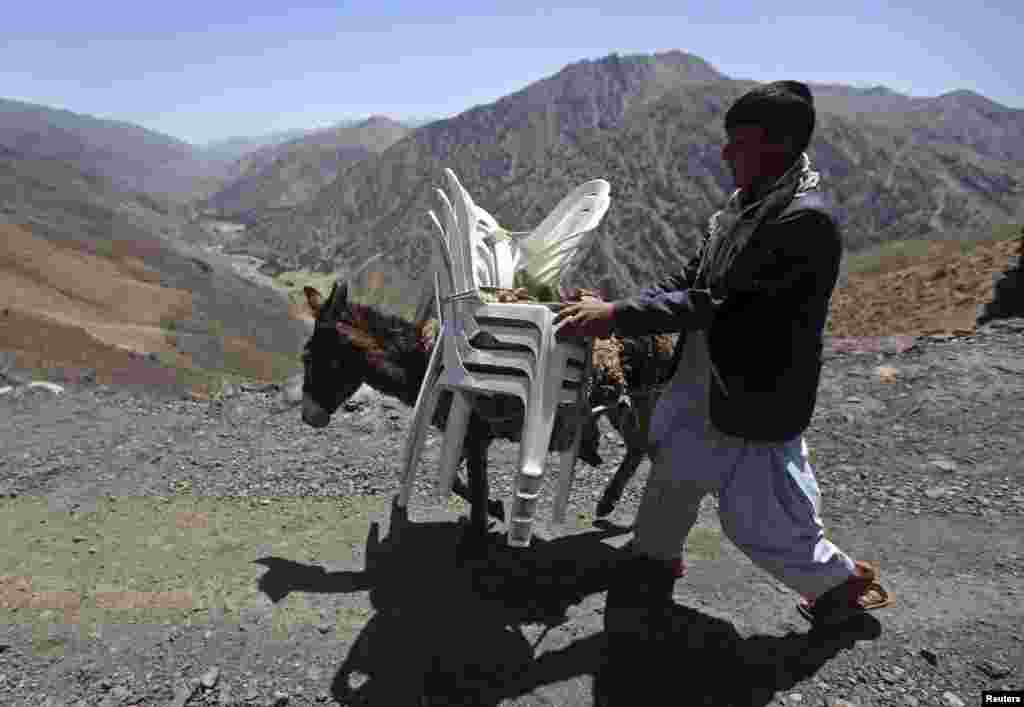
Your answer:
[1,315,1021,706]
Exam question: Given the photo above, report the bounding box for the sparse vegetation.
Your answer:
[206,318,225,339]
[843,222,1021,276]
[92,238,116,259]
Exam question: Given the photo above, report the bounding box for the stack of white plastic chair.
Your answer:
[397,168,609,547]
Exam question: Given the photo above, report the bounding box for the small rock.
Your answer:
[930,459,958,473]
[824,699,859,707]
[875,365,899,382]
[787,694,803,703]
[903,698,919,707]
[919,648,939,666]
[200,666,220,688]
[941,692,965,707]
[270,691,289,706]
[170,678,200,707]
[316,622,332,635]
[976,658,1013,678]
[925,487,950,500]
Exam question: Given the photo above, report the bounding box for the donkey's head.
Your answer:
[300,279,370,427]
[300,275,437,429]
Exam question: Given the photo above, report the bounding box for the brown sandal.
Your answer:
[798,563,894,628]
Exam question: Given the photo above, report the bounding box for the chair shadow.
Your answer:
[253,498,882,706]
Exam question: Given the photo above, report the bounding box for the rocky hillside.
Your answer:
[0,98,226,202]
[0,144,205,255]
[200,116,410,223]
[227,52,1024,295]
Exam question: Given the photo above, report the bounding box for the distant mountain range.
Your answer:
[0,98,228,203]
[2,52,1021,301]
[198,116,413,223]
[224,51,1023,296]
[0,100,438,205]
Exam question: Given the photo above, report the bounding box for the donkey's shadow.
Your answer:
[254,499,881,706]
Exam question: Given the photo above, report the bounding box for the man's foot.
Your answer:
[604,554,679,641]
[797,561,894,629]
[620,541,686,578]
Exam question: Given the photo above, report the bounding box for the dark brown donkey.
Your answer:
[299,278,675,543]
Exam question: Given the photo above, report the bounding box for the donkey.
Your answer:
[299,278,675,543]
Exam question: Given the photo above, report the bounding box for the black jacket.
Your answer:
[611,191,842,442]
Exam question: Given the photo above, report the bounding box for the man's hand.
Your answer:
[554,299,616,340]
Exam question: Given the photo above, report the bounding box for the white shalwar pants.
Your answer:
[633,330,856,600]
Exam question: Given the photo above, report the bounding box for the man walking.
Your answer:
[555,81,892,631]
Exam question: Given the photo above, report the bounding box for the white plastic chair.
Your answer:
[490,180,611,290]
[398,168,603,547]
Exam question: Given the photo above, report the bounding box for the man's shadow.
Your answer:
[253,499,882,706]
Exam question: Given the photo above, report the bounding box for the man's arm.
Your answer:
[610,211,840,337]
[608,238,712,337]
[611,286,718,337]
[631,238,705,300]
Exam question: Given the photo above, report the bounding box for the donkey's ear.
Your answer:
[328,280,349,319]
[304,286,324,317]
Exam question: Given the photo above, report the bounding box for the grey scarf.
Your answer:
[696,152,821,290]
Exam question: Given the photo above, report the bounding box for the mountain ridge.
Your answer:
[226,52,1024,298]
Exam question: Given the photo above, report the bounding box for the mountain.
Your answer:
[198,116,412,222]
[0,98,226,202]
[201,128,317,165]
[810,86,1024,163]
[228,51,726,267]
[226,52,1023,298]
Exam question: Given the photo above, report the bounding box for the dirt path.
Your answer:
[1,316,1022,706]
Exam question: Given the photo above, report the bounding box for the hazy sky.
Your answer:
[3,1,1020,146]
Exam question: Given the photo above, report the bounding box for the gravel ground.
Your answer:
[0,320,1022,706]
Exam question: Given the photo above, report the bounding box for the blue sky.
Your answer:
[3,1,1021,145]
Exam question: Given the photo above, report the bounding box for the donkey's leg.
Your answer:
[465,416,494,539]
[451,457,504,522]
[596,446,647,518]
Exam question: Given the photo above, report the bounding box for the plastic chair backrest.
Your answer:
[515,179,611,287]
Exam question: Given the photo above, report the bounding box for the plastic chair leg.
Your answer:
[550,339,594,529]
[435,390,473,504]
[397,334,445,508]
[507,398,560,548]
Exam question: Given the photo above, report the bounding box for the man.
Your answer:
[555,81,892,631]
